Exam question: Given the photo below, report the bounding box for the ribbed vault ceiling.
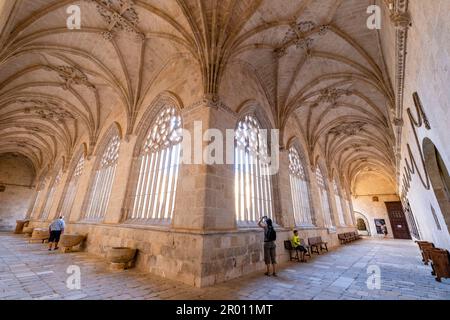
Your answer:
[0,0,396,190]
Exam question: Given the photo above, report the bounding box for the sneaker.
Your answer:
[264,272,270,276]
[272,273,278,277]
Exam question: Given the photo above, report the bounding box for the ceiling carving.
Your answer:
[93,0,143,39]
[276,20,330,57]
[51,65,95,91]
[0,0,404,192]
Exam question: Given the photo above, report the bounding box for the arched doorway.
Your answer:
[357,218,368,231]
[355,212,371,236]
[0,153,35,231]
[423,138,450,233]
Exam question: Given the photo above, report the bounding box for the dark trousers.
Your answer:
[48,230,62,243]
[294,245,307,253]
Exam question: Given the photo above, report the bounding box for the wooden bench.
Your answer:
[429,248,450,282]
[349,231,361,241]
[308,236,328,255]
[338,233,348,244]
[338,232,361,244]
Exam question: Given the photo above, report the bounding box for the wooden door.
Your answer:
[385,202,411,239]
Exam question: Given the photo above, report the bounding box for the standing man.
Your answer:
[48,216,65,251]
[258,216,277,277]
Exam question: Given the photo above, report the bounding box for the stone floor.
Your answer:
[1,232,449,300]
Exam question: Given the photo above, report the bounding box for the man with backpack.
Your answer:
[258,216,277,276]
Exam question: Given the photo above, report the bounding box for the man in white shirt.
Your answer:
[48,216,65,251]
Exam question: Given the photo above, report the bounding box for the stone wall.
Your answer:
[0,154,35,230]
[30,219,353,287]
[380,0,450,249]
[23,85,359,287]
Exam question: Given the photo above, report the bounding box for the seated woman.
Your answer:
[291,230,308,262]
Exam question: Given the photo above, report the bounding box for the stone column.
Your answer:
[172,101,237,232]
[327,180,341,227]
[308,167,325,228]
[32,177,51,221]
[347,197,356,226]
[103,135,136,224]
[326,178,338,228]
[276,148,295,228]
[48,171,71,221]
[68,155,94,223]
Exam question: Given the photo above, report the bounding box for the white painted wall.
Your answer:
[395,0,450,249]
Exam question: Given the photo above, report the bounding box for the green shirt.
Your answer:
[291,235,300,248]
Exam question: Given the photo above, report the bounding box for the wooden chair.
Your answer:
[416,241,435,265]
[415,240,430,250]
[429,248,450,282]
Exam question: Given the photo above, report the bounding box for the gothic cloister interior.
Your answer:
[0,0,449,301]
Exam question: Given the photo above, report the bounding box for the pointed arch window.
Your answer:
[333,180,346,226]
[40,168,63,220]
[59,153,85,219]
[289,147,313,226]
[315,167,333,228]
[404,201,421,239]
[85,134,120,220]
[128,105,182,221]
[235,115,274,223]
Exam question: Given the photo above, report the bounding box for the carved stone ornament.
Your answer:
[329,122,366,137]
[18,98,75,122]
[317,88,352,107]
[54,65,95,90]
[274,20,329,58]
[89,0,143,39]
[390,12,411,29]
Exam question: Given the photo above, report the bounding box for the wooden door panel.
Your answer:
[385,202,411,240]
